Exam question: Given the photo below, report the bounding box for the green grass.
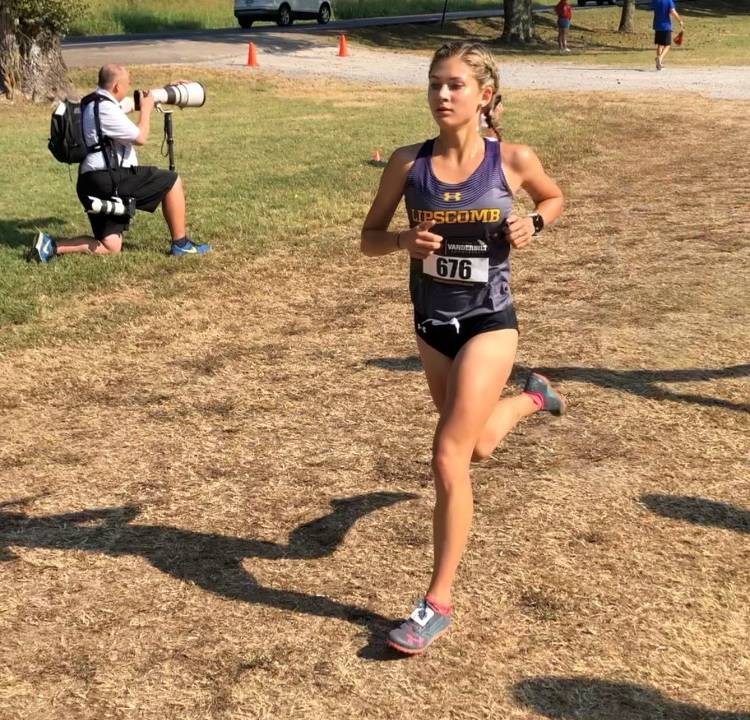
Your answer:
[0,67,587,345]
[348,1,750,66]
[68,0,503,36]
[69,1,233,36]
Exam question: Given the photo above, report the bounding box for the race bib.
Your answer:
[423,254,489,283]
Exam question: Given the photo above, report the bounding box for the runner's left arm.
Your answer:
[505,145,564,249]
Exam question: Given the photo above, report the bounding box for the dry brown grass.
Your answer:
[1,89,749,719]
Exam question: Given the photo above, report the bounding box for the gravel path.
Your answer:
[63,32,750,100]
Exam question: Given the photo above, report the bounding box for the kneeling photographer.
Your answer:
[32,64,210,262]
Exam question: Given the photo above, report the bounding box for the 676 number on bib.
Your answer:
[423,254,489,283]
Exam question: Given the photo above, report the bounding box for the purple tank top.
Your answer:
[404,137,514,322]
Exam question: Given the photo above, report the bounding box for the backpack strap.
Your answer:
[81,92,120,195]
[81,92,116,153]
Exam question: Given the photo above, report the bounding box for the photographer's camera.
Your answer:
[87,195,136,218]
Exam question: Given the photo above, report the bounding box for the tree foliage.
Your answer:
[5,0,85,39]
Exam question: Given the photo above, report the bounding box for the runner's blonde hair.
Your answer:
[429,42,502,139]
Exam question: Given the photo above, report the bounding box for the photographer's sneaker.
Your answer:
[170,239,210,256]
[31,232,56,263]
[524,372,566,416]
[387,598,453,655]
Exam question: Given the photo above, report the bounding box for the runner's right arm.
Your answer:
[361,145,442,258]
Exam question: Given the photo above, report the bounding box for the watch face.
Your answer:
[532,213,544,233]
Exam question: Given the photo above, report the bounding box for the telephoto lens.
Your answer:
[87,196,136,217]
[133,82,206,111]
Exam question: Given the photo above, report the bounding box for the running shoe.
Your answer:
[31,231,56,263]
[170,239,211,256]
[387,598,453,655]
[524,372,567,416]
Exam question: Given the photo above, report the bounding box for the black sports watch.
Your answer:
[529,212,545,235]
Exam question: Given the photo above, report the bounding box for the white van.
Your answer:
[234,1,332,28]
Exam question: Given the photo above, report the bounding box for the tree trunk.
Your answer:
[500,0,534,43]
[618,0,636,33]
[0,7,70,102]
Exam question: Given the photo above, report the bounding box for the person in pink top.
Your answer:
[555,0,573,53]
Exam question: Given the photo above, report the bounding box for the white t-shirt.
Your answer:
[79,88,140,174]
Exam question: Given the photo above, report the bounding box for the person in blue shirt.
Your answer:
[653,0,684,70]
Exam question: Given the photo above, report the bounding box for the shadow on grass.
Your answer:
[349,15,649,57]
[515,363,750,414]
[641,495,750,534]
[350,20,492,50]
[366,356,422,372]
[367,356,749,413]
[109,10,205,35]
[0,218,66,252]
[68,10,223,37]
[680,0,749,18]
[0,492,417,659]
[513,677,750,720]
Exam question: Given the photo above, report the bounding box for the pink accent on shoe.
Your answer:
[387,637,425,655]
[523,391,545,411]
[425,595,453,616]
[386,625,452,655]
[405,631,423,646]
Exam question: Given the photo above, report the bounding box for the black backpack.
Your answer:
[48,94,115,165]
[48,99,88,164]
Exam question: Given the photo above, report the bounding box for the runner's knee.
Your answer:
[471,442,494,463]
[432,436,472,488]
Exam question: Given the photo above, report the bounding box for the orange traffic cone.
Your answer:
[369,149,386,167]
[338,34,349,57]
[247,42,259,67]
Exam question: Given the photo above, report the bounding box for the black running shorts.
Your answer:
[654,30,672,45]
[414,305,519,360]
[76,166,178,239]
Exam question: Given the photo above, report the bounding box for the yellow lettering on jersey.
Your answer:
[410,208,502,224]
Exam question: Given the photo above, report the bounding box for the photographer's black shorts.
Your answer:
[76,166,178,239]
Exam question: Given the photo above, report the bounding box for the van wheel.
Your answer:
[317,3,331,24]
[277,3,293,26]
[238,17,254,28]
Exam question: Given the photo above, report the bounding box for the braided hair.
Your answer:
[429,42,503,140]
